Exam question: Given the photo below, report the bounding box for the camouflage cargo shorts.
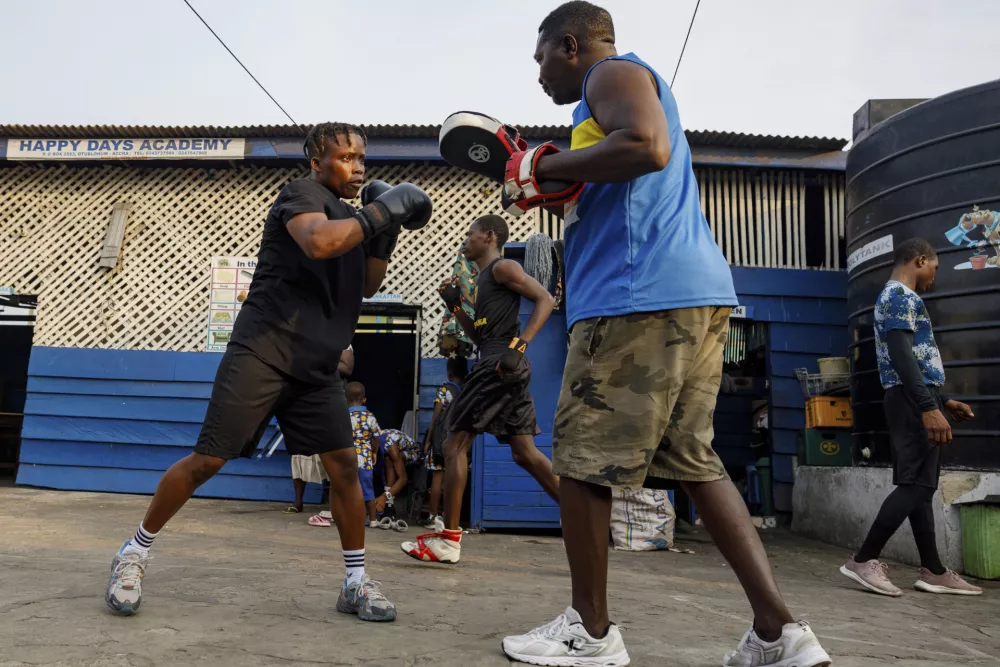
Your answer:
[551,306,731,487]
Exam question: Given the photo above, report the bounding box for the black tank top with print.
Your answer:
[473,258,521,353]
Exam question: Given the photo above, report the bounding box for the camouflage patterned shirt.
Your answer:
[437,252,479,357]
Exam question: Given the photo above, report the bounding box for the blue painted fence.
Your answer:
[732,267,849,512]
[17,347,320,504]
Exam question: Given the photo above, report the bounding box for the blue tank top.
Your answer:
[563,53,737,328]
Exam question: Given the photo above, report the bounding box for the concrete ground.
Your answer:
[1,488,998,667]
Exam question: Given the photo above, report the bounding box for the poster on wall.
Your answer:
[206,257,256,352]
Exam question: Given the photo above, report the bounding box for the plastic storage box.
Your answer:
[961,504,1000,580]
[805,397,853,429]
[797,429,854,466]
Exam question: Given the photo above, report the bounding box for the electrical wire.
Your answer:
[670,0,702,88]
[181,0,299,126]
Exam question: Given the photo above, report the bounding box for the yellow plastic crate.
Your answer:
[805,396,853,429]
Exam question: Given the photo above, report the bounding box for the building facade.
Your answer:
[1,123,849,510]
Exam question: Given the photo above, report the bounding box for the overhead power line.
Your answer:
[671,0,702,88]
[181,0,299,126]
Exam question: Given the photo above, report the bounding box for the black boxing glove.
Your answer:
[353,183,432,241]
[361,179,393,205]
[367,230,398,261]
[360,180,398,260]
[440,281,463,313]
[497,337,529,383]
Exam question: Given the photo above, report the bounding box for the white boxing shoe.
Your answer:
[400,530,461,564]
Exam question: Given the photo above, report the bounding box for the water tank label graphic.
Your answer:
[847,234,894,272]
[944,205,1000,271]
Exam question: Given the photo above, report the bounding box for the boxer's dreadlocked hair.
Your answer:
[303,122,368,160]
[473,215,509,250]
[538,1,615,47]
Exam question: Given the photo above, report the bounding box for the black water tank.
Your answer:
[846,81,1000,470]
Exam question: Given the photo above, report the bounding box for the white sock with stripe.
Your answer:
[344,548,365,586]
[124,522,158,555]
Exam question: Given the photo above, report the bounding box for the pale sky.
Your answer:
[2,0,997,140]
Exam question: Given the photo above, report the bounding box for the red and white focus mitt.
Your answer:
[438,111,583,218]
[502,143,584,218]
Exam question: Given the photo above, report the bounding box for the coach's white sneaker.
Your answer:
[502,606,630,666]
[723,621,831,667]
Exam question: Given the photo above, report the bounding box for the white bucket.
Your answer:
[818,357,849,379]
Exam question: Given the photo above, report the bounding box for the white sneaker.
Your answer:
[723,621,831,667]
[502,606,630,666]
[423,515,445,532]
[335,573,397,622]
[105,540,149,616]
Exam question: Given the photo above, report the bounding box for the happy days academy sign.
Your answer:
[7,137,244,160]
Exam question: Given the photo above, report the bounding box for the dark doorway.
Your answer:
[349,303,422,435]
[0,294,37,483]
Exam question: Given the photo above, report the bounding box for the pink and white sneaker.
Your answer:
[400,529,461,564]
[914,568,983,595]
[839,557,903,597]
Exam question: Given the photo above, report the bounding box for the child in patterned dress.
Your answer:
[374,429,422,525]
[347,382,381,526]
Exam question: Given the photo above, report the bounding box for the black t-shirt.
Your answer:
[473,258,521,354]
[230,179,366,385]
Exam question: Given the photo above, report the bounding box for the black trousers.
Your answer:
[855,386,945,572]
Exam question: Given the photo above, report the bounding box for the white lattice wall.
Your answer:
[0,163,537,358]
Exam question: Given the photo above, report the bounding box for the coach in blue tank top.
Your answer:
[500,3,831,667]
[562,51,737,325]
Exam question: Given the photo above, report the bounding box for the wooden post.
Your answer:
[99,202,132,270]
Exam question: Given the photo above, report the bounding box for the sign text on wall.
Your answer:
[729,305,754,319]
[7,137,245,161]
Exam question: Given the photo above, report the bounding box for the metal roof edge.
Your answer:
[0,123,848,152]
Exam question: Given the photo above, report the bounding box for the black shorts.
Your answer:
[448,350,538,442]
[884,386,942,489]
[194,344,354,460]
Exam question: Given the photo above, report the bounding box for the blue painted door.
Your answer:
[473,300,566,529]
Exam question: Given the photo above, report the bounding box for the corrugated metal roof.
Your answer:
[684,130,845,151]
[0,123,847,151]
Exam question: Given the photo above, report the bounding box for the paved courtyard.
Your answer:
[1,487,998,666]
